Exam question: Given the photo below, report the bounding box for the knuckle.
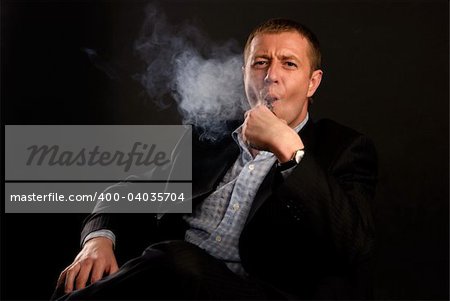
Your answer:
[64,284,74,293]
[90,275,101,283]
[79,258,93,267]
[69,262,79,270]
[75,276,87,288]
[75,280,85,288]
[58,269,67,279]
[67,265,75,272]
[64,283,73,293]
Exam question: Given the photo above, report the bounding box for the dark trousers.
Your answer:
[52,240,286,300]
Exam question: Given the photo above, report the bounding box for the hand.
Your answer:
[242,104,304,162]
[57,237,118,294]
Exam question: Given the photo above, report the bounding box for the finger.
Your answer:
[56,267,69,288]
[262,104,277,117]
[75,260,94,290]
[64,263,81,293]
[110,259,119,274]
[256,103,270,111]
[90,262,106,284]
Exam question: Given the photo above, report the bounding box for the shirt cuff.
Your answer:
[82,229,116,249]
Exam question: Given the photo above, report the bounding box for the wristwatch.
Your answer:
[277,148,305,170]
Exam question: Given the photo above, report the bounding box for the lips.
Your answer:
[264,95,279,113]
[264,93,280,102]
[256,87,281,107]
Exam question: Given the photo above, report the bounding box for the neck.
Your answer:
[249,147,259,158]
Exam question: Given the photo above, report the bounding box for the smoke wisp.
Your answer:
[134,3,248,142]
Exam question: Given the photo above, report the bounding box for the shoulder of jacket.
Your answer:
[309,119,375,159]
[314,118,365,141]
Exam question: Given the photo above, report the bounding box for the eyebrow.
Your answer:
[253,54,271,60]
[252,54,300,62]
[280,55,300,62]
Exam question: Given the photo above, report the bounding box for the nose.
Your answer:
[264,63,279,84]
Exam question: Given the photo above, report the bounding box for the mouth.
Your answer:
[256,87,281,111]
[264,95,280,112]
[264,98,278,114]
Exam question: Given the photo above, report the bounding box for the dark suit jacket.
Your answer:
[81,118,378,300]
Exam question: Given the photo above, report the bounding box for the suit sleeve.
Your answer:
[80,181,158,262]
[276,134,378,265]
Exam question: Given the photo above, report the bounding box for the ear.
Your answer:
[307,69,323,98]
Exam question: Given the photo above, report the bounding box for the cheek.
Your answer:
[287,77,309,92]
[244,71,255,89]
[246,90,259,107]
[245,75,264,100]
[284,80,310,104]
[281,94,308,115]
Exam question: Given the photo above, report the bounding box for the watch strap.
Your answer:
[277,148,305,171]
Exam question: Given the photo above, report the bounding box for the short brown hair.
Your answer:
[244,18,322,72]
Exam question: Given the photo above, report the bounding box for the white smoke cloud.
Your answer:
[134,3,248,142]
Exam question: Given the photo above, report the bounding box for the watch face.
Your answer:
[294,149,305,163]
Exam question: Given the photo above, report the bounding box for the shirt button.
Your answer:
[215,235,222,242]
[248,164,255,171]
[233,203,240,210]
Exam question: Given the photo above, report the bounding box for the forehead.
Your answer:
[248,31,311,58]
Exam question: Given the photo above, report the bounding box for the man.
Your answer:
[54,18,377,300]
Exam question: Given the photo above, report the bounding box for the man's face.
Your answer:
[243,31,322,127]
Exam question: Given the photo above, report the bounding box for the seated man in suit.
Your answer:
[54,18,377,300]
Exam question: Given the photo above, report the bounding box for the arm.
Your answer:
[58,184,158,293]
[56,185,124,293]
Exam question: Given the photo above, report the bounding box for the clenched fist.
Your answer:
[242,104,304,162]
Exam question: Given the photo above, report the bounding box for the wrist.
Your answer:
[272,136,304,163]
[86,236,113,246]
[277,148,305,170]
[83,231,115,249]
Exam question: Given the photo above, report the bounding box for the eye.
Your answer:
[284,61,298,69]
[252,60,268,69]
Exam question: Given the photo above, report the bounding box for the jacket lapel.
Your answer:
[192,140,240,202]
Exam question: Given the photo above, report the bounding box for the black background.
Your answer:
[1,0,448,300]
